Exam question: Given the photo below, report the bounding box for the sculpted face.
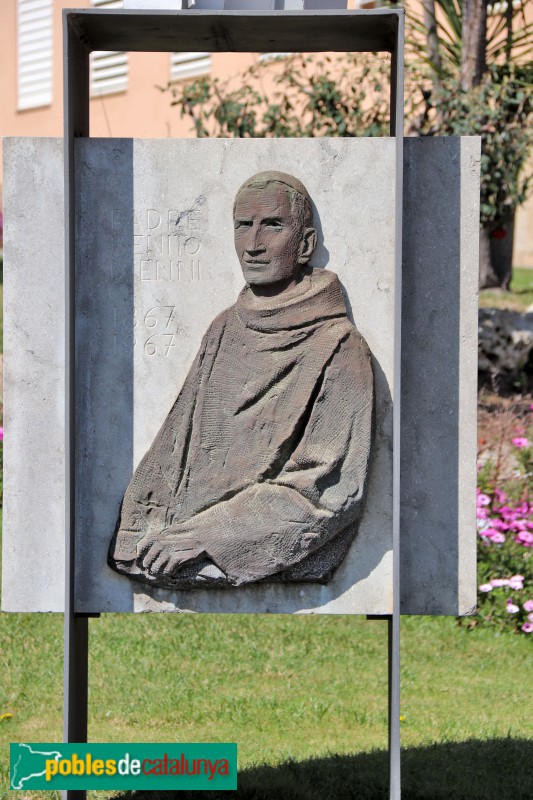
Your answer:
[234,183,316,292]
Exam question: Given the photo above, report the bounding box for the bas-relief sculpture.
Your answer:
[108,171,374,590]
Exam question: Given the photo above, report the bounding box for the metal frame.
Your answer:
[63,8,404,800]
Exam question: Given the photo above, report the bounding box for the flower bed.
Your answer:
[473,406,533,634]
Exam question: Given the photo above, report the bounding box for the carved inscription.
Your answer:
[138,258,201,282]
[139,305,182,358]
[112,200,207,282]
[113,305,183,357]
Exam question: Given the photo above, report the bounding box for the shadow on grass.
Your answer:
[112,737,533,800]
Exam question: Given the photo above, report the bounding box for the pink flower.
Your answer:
[521,622,533,633]
[506,600,520,614]
[479,584,493,593]
[508,576,524,590]
[482,528,506,543]
[491,520,510,531]
[529,403,533,411]
[0,426,3,442]
[523,600,533,612]
[516,531,533,545]
[528,613,533,623]
[512,437,529,448]
[491,579,510,587]
[481,528,501,539]
[476,493,491,507]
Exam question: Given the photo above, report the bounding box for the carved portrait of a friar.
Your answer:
[108,171,374,589]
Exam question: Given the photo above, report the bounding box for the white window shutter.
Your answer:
[258,52,293,63]
[17,0,53,111]
[170,52,212,81]
[90,0,128,96]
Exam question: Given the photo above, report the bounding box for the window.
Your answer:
[90,0,128,96]
[17,0,53,111]
[487,0,522,15]
[170,52,212,81]
[258,52,293,63]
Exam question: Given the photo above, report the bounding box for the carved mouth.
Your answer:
[244,260,269,266]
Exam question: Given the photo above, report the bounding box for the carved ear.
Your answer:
[298,228,317,264]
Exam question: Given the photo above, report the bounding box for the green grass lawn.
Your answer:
[0,606,532,800]
[479,266,533,311]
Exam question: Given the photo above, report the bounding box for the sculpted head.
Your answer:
[233,171,317,296]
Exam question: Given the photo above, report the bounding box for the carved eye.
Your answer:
[234,220,252,230]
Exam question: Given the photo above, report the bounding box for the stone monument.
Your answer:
[2,135,478,616]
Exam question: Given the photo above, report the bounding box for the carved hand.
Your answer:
[136,529,205,576]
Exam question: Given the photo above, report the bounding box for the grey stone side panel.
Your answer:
[74,140,135,612]
[1,138,66,611]
[400,136,479,616]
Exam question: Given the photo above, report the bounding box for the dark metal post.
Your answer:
[366,614,401,799]
[388,615,401,800]
[389,11,404,800]
[63,14,90,800]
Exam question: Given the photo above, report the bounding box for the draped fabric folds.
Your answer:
[109,268,374,588]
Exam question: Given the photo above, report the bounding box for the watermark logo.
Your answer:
[10,743,237,790]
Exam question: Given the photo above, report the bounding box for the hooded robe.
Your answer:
[109,268,373,589]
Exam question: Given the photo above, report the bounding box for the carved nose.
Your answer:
[246,244,265,256]
[246,226,265,255]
